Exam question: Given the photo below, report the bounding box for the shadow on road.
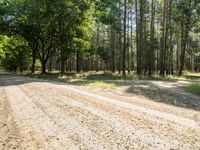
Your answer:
[1,73,200,112]
[125,81,200,111]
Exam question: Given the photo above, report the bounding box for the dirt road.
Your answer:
[0,75,200,150]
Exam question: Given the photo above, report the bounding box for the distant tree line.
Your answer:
[0,0,199,76]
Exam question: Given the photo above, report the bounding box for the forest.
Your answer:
[0,0,200,77]
[1,1,200,149]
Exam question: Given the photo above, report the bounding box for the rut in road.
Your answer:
[0,76,200,150]
[0,85,22,150]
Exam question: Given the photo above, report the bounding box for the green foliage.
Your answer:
[0,0,200,75]
[35,59,41,69]
[0,35,8,59]
[0,0,95,73]
[1,37,31,71]
[97,46,110,63]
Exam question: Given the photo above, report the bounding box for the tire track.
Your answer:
[1,76,200,149]
[18,79,198,149]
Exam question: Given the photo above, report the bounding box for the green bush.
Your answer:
[1,37,31,72]
[35,59,42,69]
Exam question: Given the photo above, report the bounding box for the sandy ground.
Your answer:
[0,75,200,150]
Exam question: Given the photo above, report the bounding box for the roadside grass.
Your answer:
[16,71,200,111]
[186,83,200,95]
[91,80,118,87]
[183,71,200,80]
[70,80,118,87]
[24,71,80,80]
[22,72,119,87]
[74,72,200,82]
[25,72,61,80]
[20,71,200,87]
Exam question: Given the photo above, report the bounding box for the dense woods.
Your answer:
[0,0,200,76]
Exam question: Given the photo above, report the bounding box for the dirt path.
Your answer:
[0,79,22,149]
[86,79,200,111]
[0,75,200,149]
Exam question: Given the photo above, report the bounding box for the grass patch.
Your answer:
[183,71,200,80]
[86,73,137,80]
[23,72,119,87]
[21,71,200,85]
[80,72,184,81]
[186,83,200,95]
[68,80,118,87]
[88,80,118,87]
[25,72,61,80]
[24,72,81,80]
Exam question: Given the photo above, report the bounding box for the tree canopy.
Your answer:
[0,0,199,76]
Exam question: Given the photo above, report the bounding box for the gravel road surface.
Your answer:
[0,75,200,150]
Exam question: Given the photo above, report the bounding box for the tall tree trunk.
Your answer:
[31,49,36,73]
[76,51,80,73]
[137,0,144,75]
[135,0,140,75]
[127,6,130,74]
[117,0,122,74]
[69,53,72,72]
[169,0,174,74]
[160,0,169,76]
[111,26,116,73]
[179,0,191,76]
[48,57,53,72]
[41,60,46,74]
[60,43,65,75]
[164,0,169,75]
[149,0,155,76]
[122,0,127,76]
[130,7,134,71]
[59,19,65,75]
[95,22,100,72]
[39,49,49,74]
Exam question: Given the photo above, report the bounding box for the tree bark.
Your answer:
[137,0,144,75]
[95,22,100,72]
[179,0,191,76]
[149,0,155,76]
[31,49,36,73]
[135,0,140,75]
[60,43,65,75]
[169,0,174,75]
[160,0,169,76]
[76,51,80,73]
[41,60,46,74]
[111,26,116,73]
[48,57,53,72]
[122,0,127,76]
